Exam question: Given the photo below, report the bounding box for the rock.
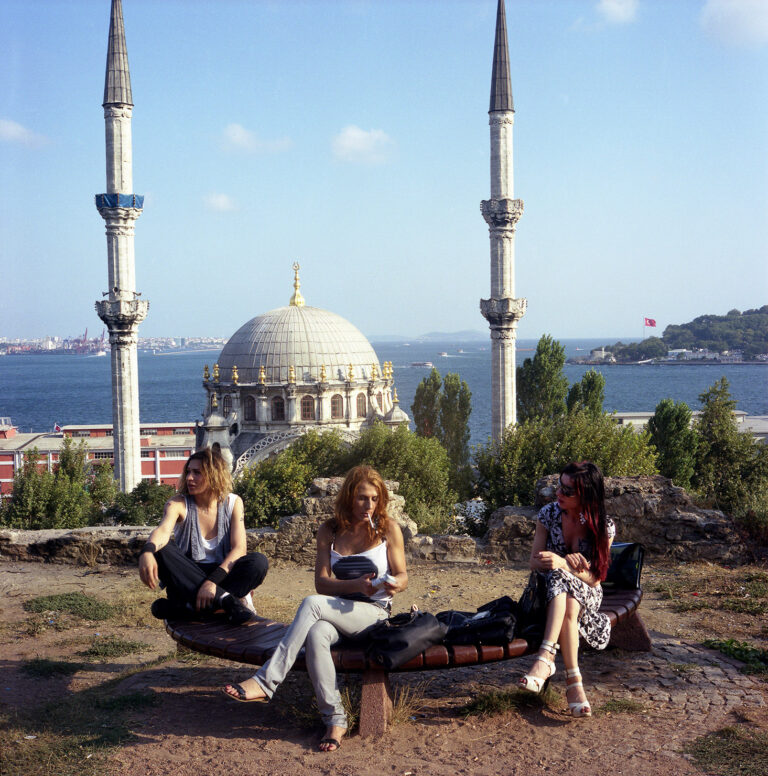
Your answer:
[534,474,748,563]
[482,506,538,562]
[408,534,477,563]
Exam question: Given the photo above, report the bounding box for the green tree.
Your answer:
[517,335,569,423]
[439,372,473,497]
[411,368,442,437]
[475,410,658,510]
[1,449,54,529]
[693,378,768,516]
[88,461,119,523]
[566,369,605,416]
[111,479,176,525]
[647,398,699,489]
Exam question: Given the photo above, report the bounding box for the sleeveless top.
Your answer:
[174,493,236,564]
[331,539,392,606]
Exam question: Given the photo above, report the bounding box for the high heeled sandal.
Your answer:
[518,639,559,694]
[565,668,592,717]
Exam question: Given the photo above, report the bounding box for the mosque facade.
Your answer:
[197,265,409,473]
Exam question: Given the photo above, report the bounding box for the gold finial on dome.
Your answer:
[232,365,239,385]
[203,364,210,382]
[289,262,305,307]
[393,387,399,403]
[288,365,296,384]
[259,365,266,385]
[211,393,219,409]
[371,363,378,380]
[347,363,355,382]
[320,364,327,382]
[213,363,220,382]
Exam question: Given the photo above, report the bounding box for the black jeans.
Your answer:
[154,542,269,609]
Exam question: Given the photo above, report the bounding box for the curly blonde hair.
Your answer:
[333,465,390,541]
[178,447,232,502]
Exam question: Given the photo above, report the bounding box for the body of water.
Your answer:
[2,339,766,446]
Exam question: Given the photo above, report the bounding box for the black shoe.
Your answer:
[151,598,192,621]
[221,595,254,625]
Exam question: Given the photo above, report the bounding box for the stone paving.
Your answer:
[389,634,766,725]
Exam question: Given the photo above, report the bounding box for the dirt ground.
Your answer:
[1,558,766,776]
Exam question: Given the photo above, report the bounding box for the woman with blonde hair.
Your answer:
[223,464,408,752]
[138,446,268,624]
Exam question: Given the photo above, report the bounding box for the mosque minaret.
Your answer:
[480,0,527,441]
[94,0,148,491]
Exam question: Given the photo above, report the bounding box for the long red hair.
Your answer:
[561,461,611,581]
[333,465,390,542]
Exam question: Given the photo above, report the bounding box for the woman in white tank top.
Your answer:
[223,465,408,752]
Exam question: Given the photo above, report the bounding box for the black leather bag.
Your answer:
[603,542,645,590]
[514,571,548,642]
[364,610,448,670]
[436,596,517,646]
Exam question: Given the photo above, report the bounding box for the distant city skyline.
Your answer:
[2,0,767,341]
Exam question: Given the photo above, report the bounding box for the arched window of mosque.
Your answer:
[222,395,232,415]
[376,392,383,409]
[356,393,367,418]
[272,396,285,422]
[244,396,256,421]
[331,394,344,419]
[301,395,315,421]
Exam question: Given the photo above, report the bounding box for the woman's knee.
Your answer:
[563,596,581,622]
[306,620,339,652]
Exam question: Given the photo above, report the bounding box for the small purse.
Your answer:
[514,571,548,643]
[603,542,645,590]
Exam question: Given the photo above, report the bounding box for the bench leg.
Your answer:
[609,611,652,652]
[358,669,393,738]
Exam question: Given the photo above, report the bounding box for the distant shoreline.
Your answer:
[568,360,768,367]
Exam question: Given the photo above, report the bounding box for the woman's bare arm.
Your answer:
[138,496,185,590]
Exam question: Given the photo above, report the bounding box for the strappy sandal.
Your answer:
[565,668,592,717]
[222,683,268,703]
[318,737,342,752]
[518,639,558,694]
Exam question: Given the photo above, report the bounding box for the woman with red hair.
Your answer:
[518,461,614,717]
[223,465,408,751]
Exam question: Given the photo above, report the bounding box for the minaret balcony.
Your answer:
[480,296,527,328]
[95,194,144,209]
[481,198,523,229]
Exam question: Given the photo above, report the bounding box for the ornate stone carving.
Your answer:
[489,113,514,126]
[480,198,524,229]
[95,298,149,339]
[480,296,527,329]
[98,208,142,223]
[104,106,133,119]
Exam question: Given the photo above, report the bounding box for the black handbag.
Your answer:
[603,542,645,590]
[363,610,448,670]
[514,571,548,642]
[436,596,517,646]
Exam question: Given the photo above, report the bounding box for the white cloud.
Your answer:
[0,119,48,147]
[596,0,638,25]
[221,123,292,153]
[204,193,237,212]
[700,0,768,46]
[332,125,394,164]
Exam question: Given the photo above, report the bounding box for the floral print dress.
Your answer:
[536,501,616,650]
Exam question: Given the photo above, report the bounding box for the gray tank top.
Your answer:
[174,493,236,563]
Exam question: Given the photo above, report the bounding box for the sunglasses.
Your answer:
[557,479,576,497]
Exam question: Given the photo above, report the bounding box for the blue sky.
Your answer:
[2,0,767,341]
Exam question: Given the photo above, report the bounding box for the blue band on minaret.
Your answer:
[95,193,144,209]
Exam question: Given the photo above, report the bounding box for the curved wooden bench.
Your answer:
[165,588,650,737]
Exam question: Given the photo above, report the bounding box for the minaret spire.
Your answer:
[95,0,149,492]
[480,0,527,441]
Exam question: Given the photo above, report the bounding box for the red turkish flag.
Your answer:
[644,317,656,327]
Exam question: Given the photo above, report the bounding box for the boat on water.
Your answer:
[438,351,448,357]
[411,361,434,368]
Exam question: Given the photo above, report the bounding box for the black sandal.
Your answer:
[318,737,342,751]
[222,683,268,703]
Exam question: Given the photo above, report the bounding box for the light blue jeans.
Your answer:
[252,594,388,728]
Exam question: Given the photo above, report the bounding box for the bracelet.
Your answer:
[141,542,157,555]
[207,566,227,586]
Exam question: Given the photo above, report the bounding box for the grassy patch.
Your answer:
[460,685,557,717]
[720,598,768,616]
[21,657,85,678]
[595,698,644,715]
[23,593,115,622]
[704,639,768,676]
[684,726,768,776]
[391,680,432,726]
[671,598,711,613]
[77,635,152,660]
[0,680,159,776]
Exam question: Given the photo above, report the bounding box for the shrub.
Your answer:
[647,398,699,489]
[109,479,176,526]
[475,409,658,510]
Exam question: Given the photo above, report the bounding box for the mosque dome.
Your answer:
[217,304,380,385]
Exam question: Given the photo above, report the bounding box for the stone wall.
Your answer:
[0,475,749,567]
